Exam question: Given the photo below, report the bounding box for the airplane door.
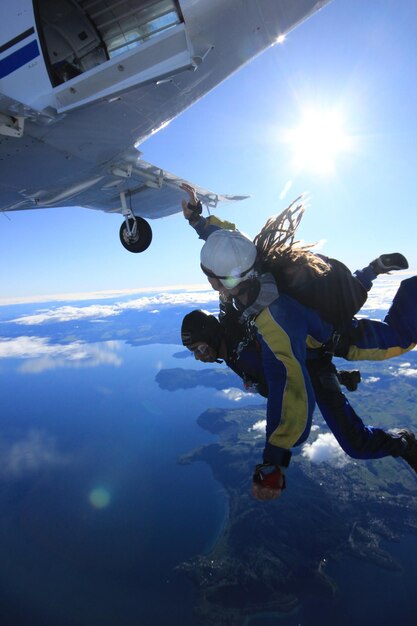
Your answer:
[33,0,191,114]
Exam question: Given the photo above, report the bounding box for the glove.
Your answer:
[186,200,203,224]
[337,369,361,392]
[252,463,286,501]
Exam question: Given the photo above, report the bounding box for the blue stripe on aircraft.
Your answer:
[0,39,40,79]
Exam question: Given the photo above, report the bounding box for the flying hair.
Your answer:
[251,195,368,330]
[253,194,330,287]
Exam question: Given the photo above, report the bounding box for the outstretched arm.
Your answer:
[181,183,201,222]
[180,183,237,240]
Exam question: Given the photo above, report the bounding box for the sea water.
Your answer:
[3,336,416,626]
[0,341,233,626]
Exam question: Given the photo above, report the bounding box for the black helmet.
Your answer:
[181,310,225,354]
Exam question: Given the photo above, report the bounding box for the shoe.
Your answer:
[392,429,417,473]
[370,253,409,275]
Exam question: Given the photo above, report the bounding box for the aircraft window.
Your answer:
[34,0,182,86]
[81,0,182,58]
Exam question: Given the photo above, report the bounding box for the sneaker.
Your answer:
[392,429,417,473]
[370,253,409,275]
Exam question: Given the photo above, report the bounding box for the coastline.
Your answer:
[177,398,417,625]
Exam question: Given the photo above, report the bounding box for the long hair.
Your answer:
[253,195,330,290]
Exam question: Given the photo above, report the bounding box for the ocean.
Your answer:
[2,296,417,626]
[0,341,233,626]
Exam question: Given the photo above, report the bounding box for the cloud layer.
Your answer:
[9,291,219,325]
[0,336,122,373]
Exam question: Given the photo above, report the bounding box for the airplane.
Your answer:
[0,0,331,253]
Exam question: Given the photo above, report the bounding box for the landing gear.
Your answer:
[119,216,152,253]
[118,191,152,253]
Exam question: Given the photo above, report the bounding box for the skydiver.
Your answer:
[180,184,416,500]
[181,182,408,327]
[181,308,417,501]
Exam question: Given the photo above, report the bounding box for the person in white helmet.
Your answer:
[181,184,416,501]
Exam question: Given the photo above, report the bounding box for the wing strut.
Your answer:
[120,191,137,239]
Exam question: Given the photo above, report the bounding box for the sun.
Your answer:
[285,108,351,175]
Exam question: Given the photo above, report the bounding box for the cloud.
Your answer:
[359,272,414,313]
[0,430,69,479]
[364,376,380,384]
[6,274,415,328]
[0,336,122,373]
[302,433,351,468]
[12,304,120,324]
[0,283,211,306]
[219,387,255,401]
[394,367,417,378]
[248,420,266,438]
[9,290,219,325]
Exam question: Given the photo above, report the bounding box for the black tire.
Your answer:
[119,217,153,253]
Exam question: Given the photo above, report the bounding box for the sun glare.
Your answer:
[286,108,351,175]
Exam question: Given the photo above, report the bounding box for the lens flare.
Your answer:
[89,487,111,509]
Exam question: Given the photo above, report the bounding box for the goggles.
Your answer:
[188,343,209,356]
[200,263,255,289]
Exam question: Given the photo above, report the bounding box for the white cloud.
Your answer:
[9,290,218,325]
[7,274,414,328]
[219,387,254,401]
[0,336,122,373]
[13,304,119,324]
[395,367,417,378]
[364,376,380,384]
[302,432,351,468]
[358,272,414,313]
[248,419,266,435]
[0,283,211,306]
[0,430,69,479]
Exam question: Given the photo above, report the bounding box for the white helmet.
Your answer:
[200,229,257,289]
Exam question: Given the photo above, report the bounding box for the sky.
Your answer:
[1,0,417,303]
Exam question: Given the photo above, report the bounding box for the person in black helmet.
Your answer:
[181,308,417,501]
[181,308,268,397]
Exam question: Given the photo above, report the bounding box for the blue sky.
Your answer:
[1,0,417,302]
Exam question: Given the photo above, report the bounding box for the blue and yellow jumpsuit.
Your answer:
[189,214,416,466]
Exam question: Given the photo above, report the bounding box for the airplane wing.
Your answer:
[1,146,248,252]
[1,147,248,217]
[0,0,331,253]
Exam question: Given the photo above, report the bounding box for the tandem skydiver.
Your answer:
[180,183,417,501]
[181,307,417,501]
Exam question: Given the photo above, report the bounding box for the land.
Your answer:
[173,362,417,626]
[156,366,241,391]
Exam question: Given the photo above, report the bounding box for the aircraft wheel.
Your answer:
[119,217,153,253]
